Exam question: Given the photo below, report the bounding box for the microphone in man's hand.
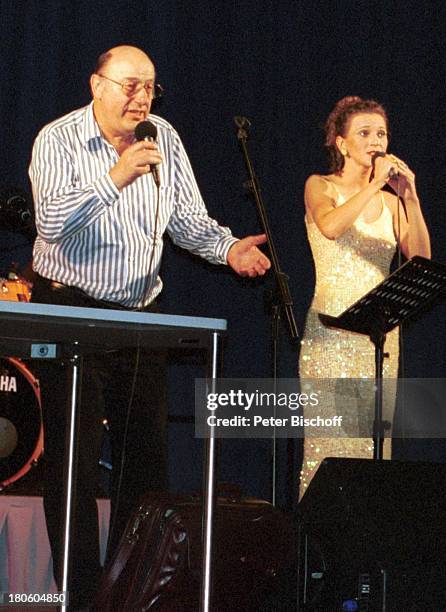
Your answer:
[369,151,398,182]
[135,120,160,187]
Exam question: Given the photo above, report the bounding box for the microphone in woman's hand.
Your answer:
[369,151,398,182]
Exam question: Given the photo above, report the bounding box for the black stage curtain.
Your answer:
[1,1,446,502]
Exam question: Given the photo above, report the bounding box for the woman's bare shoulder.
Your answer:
[305,174,337,195]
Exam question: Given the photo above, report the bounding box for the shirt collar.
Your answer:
[81,101,106,150]
[83,101,102,146]
[81,102,157,151]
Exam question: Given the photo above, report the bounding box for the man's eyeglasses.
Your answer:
[97,74,164,99]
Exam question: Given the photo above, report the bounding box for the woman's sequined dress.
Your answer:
[299,184,399,497]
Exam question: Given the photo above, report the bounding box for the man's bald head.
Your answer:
[94,45,155,75]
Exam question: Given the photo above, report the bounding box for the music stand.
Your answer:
[319,256,446,459]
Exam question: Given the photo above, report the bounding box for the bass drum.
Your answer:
[0,358,43,489]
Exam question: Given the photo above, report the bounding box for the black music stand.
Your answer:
[319,256,446,459]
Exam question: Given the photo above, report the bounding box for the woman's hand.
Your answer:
[383,154,418,202]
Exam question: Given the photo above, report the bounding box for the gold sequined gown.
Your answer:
[299,186,399,498]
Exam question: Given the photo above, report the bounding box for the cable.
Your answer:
[146,183,161,296]
[139,179,161,304]
[106,345,141,554]
[106,181,161,554]
[395,176,406,440]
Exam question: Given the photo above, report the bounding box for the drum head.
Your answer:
[0,358,43,489]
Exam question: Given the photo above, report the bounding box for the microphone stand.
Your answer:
[234,116,299,507]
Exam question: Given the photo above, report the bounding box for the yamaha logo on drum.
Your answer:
[0,375,17,393]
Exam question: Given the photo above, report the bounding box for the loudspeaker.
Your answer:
[297,458,446,611]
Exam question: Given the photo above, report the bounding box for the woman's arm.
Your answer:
[305,170,389,240]
[385,156,431,259]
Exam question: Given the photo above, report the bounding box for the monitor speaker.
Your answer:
[297,458,446,610]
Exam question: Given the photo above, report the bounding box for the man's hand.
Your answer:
[109,141,163,190]
[227,234,271,277]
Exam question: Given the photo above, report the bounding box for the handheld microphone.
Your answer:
[135,120,160,187]
[369,151,398,182]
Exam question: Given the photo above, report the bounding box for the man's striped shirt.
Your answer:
[29,102,237,308]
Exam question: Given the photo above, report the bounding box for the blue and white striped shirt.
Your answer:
[29,102,237,308]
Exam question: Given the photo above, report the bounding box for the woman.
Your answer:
[299,96,431,497]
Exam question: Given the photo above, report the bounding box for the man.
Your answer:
[29,45,270,607]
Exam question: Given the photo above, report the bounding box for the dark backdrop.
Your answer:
[1,1,446,505]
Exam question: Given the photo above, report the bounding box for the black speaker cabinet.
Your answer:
[297,458,446,611]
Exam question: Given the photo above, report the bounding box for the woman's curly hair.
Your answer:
[325,96,388,174]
